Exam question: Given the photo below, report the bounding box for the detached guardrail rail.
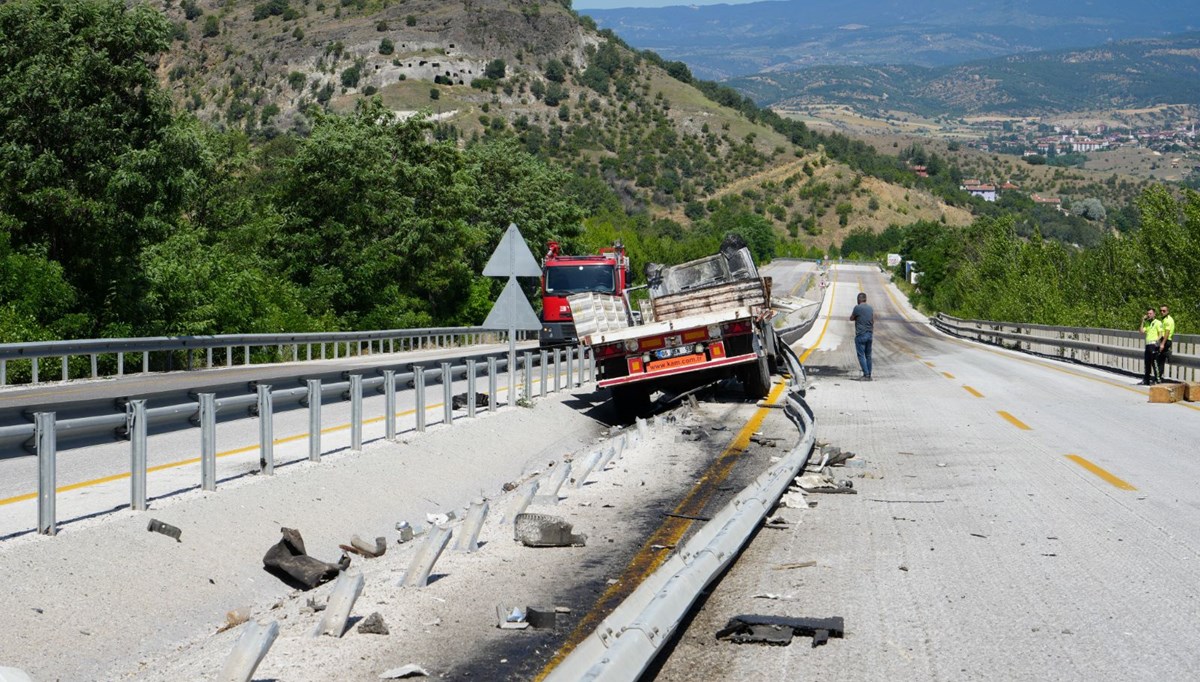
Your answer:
[933,313,1199,382]
[0,327,533,387]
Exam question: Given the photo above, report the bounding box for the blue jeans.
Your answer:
[855,332,873,377]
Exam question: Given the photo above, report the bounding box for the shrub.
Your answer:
[484,59,506,80]
[340,64,361,87]
[201,15,219,37]
[429,87,440,100]
[378,38,394,55]
[405,14,416,26]
[287,71,306,91]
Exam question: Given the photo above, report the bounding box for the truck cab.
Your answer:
[539,241,629,347]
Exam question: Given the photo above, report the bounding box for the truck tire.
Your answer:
[742,353,771,400]
[611,385,651,423]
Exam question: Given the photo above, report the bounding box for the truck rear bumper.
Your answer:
[598,352,758,388]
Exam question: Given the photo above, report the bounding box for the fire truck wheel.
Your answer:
[610,385,651,423]
[742,354,770,400]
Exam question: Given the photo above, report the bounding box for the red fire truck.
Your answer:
[539,241,630,347]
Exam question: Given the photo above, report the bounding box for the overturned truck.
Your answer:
[571,238,781,420]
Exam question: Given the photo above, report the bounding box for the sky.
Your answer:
[574,0,768,9]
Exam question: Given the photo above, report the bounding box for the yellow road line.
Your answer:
[997,410,1032,430]
[924,361,935,368]
[963,385,984,398]
[1066,454,1137,490]
[536,380,790,679]
[941,371,955,380]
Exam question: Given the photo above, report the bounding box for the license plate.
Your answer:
[647,353,705,372]
[654,346,693,360]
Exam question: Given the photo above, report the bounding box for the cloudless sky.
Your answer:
[574,0,768,9]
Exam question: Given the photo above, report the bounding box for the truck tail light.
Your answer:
[722,320,752,335]
[710,341,726,359]
[595,343,624,360]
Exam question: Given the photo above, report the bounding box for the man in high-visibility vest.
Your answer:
[1139,307,1163,385]
[1156,304,1175,382]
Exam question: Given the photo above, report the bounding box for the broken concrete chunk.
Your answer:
[496,605,529,630]
[513,513,587,547]
[262,527,349,590]
[147,519,182,542]
[346,535,387,558]
[525,606,557,630]
[380,664,429,679]
[357,612,390,635]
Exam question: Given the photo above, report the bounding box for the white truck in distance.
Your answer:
[570,240,779,420]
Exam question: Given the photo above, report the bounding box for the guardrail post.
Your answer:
[442,362,453,425]
[414,366,426,432]
[554,348,562,392]
[454,499,489,553]
[383,370,397,441]
[307,379,322,461]
[487,357,497,412]
[35,412,56,535]
[578,346,587,385]
[199,393,217,491]
[61,355,68,381]
[243,344,250,366]
[523,352,533,400]
[539,350,548,397]
[1,359,6,386]
[466,359,477,418]
[350,374,363,452]
[220,620,279,682]
[257,385,274,475]
[32,356,39,383]
[566,346,574,387]
[128,400,148,510]
[205,348,212,369]
[587,348,595,383]
[225,347,232,368]
[90,353,97,379]
[401,525,453,588]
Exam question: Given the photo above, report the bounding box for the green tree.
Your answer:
[0,0,205,334]
[484,58,506,80]
[202,13,219,37]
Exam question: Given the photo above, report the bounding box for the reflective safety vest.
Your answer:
[1162,314,1175,340]
[1144,318,1163,344]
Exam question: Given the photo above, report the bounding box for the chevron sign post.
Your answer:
[482,223,542,405]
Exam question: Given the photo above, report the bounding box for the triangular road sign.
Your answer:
[483,278,542,331]
[483,223,542,278]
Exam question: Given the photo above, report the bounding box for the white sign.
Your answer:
[886,253,901,267]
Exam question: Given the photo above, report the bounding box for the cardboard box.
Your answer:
[1149,383,1183,403]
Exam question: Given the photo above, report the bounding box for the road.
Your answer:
[654,263,1200,680]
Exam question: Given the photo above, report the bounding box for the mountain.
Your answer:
[726,33,1200,115]
[581,0,1200,80]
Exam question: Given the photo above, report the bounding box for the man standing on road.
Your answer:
[1139,307,1163,385]
[850,292,874,381]
[1156,305,1175,382]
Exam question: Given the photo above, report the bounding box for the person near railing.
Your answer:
[1157,305,1175,381]
[1139,308,1164,385]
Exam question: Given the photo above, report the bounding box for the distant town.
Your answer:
[970,120,1199,163]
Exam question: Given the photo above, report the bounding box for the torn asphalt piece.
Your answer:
[451,392,489,410]
[513,513,587,547]
[262,527,350,590]
[147,519,182,542]
[715,615,845,648]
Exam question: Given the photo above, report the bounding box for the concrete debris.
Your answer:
[379,664,429,679]
[793,472,856,495]
[525,606,557,629]
[778,492,807,509]
[357,612,390,635]
[425,511,455,526]
[262,527,350,590]
[147,519,182,542]
[513,513,587,547]
[218,607,251,633]
[716,614,844,647]
[304,597,326,613]
[825,449,855,466]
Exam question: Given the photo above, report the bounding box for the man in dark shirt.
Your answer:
[850,292,874,381]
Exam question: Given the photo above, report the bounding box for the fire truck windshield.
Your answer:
[545,265,616,295]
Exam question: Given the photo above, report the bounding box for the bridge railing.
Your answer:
[933,313,1199,382]
[0,327,533,387]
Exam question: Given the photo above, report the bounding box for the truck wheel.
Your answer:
[742,354,771,400]
[611,385,651,423]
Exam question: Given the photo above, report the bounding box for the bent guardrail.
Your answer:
[933,313,1198,382]
[14,345,594,537]
[0,327,533,387]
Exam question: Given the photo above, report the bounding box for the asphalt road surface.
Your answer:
[654,263,1200,681]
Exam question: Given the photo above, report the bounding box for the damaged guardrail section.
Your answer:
[933,313,1198,382]
[545,344,815,682]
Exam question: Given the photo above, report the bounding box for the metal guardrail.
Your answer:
[18,345,594,537]
[0,327,533,387]
[933,313,1199,382]
[546,336,815,680]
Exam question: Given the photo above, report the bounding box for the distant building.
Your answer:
[961,181,997,202]
[1031,193,1061,205]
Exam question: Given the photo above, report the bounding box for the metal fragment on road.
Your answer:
[513,513,587,547]
[262,527,348,590]
[348,535,387,558]
[147,518,182,542]
[395,521,414,543]
[219,620,279,682]
[715,614,844,647]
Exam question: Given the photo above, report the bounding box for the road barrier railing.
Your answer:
[0,327,533,387]
[933,313,1199,382]
[11,345,596,536]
